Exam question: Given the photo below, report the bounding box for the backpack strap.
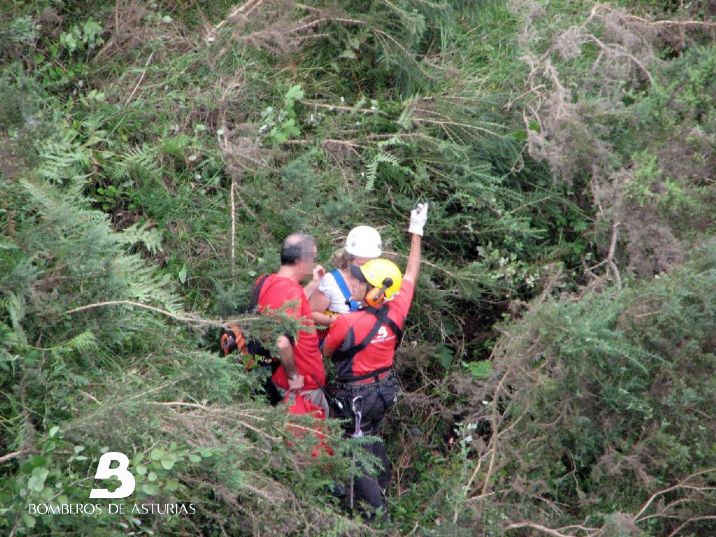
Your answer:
[336,308,388,359]
[330,269,360,312]
[363,306,403,352]
[245,274,282,366]
[332,307,404,382]
[249,274,270,311]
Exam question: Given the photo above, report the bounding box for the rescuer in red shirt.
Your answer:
[255,233,329,415]
[322,203,429,517]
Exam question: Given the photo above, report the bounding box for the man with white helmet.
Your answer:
[322,203,429,518]
[309,225,382,333]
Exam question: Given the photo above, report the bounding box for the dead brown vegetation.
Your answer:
[510,1,716,278]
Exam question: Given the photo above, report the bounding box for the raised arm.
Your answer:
[403,233,422,284]
[404,203,428,284]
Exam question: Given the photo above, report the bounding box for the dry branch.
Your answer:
[667,516,716,537]
[505,521,580,537]
[0,450,26,465]
[230,170,237,279]
[208,0,267,40]
[65,300,261,327]
[633,467,716,524]
[124,50,154,105]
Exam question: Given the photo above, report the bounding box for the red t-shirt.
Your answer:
[323,279,415,378]
[256,275,325,390]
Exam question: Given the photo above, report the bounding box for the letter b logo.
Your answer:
[89,452,135,499]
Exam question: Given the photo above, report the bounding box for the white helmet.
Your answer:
[345,225,382,258]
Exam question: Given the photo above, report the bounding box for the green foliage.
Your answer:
[484,244,716,533]
[0,15,39,55]
[466,360,493,380]
[260,85,305,145]
[2,0,716,535]
[364,151,401,191]
[58,19,104,55]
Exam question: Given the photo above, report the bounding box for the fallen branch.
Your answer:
[230,170,238,279]
[299,99,378,114]
[124,50,154,106]
[585,35,654,86]
[207,0,267,41]
[65,300,261,327]
[633,467,716,523]
[586,221,621,287]
[0,450,25,465]
[667,515,716,537]
[481,367,511,496]
[592,4,716,31]
[505,521,576,537]
[288,16,365,34]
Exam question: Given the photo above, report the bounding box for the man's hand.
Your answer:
[287,373,305,391]
[409,202,429,236]
[277,335,303,389]
[305,264,326,299]
[313,264,326,282]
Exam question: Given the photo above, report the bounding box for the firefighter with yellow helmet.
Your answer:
[322,203,429,518]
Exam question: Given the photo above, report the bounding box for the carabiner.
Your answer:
[351,396,364,438]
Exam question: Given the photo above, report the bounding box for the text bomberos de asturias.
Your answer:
[27,503,196,516]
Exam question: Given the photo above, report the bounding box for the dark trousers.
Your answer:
[328,373,398,516]
[352,436,391,514]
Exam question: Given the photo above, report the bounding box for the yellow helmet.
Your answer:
[351,258,403,301]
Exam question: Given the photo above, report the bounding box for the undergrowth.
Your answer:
[2,0,716,535]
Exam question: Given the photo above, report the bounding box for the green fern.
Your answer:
[397,95,420,130]
[2,293,26,345]
[35,130,90,184]
[108,144,161,182]
[49,331,98,357]
[364,151,401,191]
[20,176,182,322]
[377,134,411,149]
[119,221,164,255]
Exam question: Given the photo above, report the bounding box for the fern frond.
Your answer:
[2,293,27,345]
[120,221,164,255]
[109,145,160,182]
[364,151,401,191]
[377,134,410,149]
[121,256,182,313]
[3,293,25,330]
[378,0,427,43]
[35,129,90,184]
[397,95,419,130]
[20,177,182,332]
[56,330,98,354]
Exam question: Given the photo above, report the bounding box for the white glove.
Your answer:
[409,202,429,236]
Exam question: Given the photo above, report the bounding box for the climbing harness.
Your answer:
[331,305,403,383]
[351,395,364,439]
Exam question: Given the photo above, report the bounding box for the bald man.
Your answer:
[253,233,328,414]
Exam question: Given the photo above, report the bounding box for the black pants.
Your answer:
[328,373,398,516]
